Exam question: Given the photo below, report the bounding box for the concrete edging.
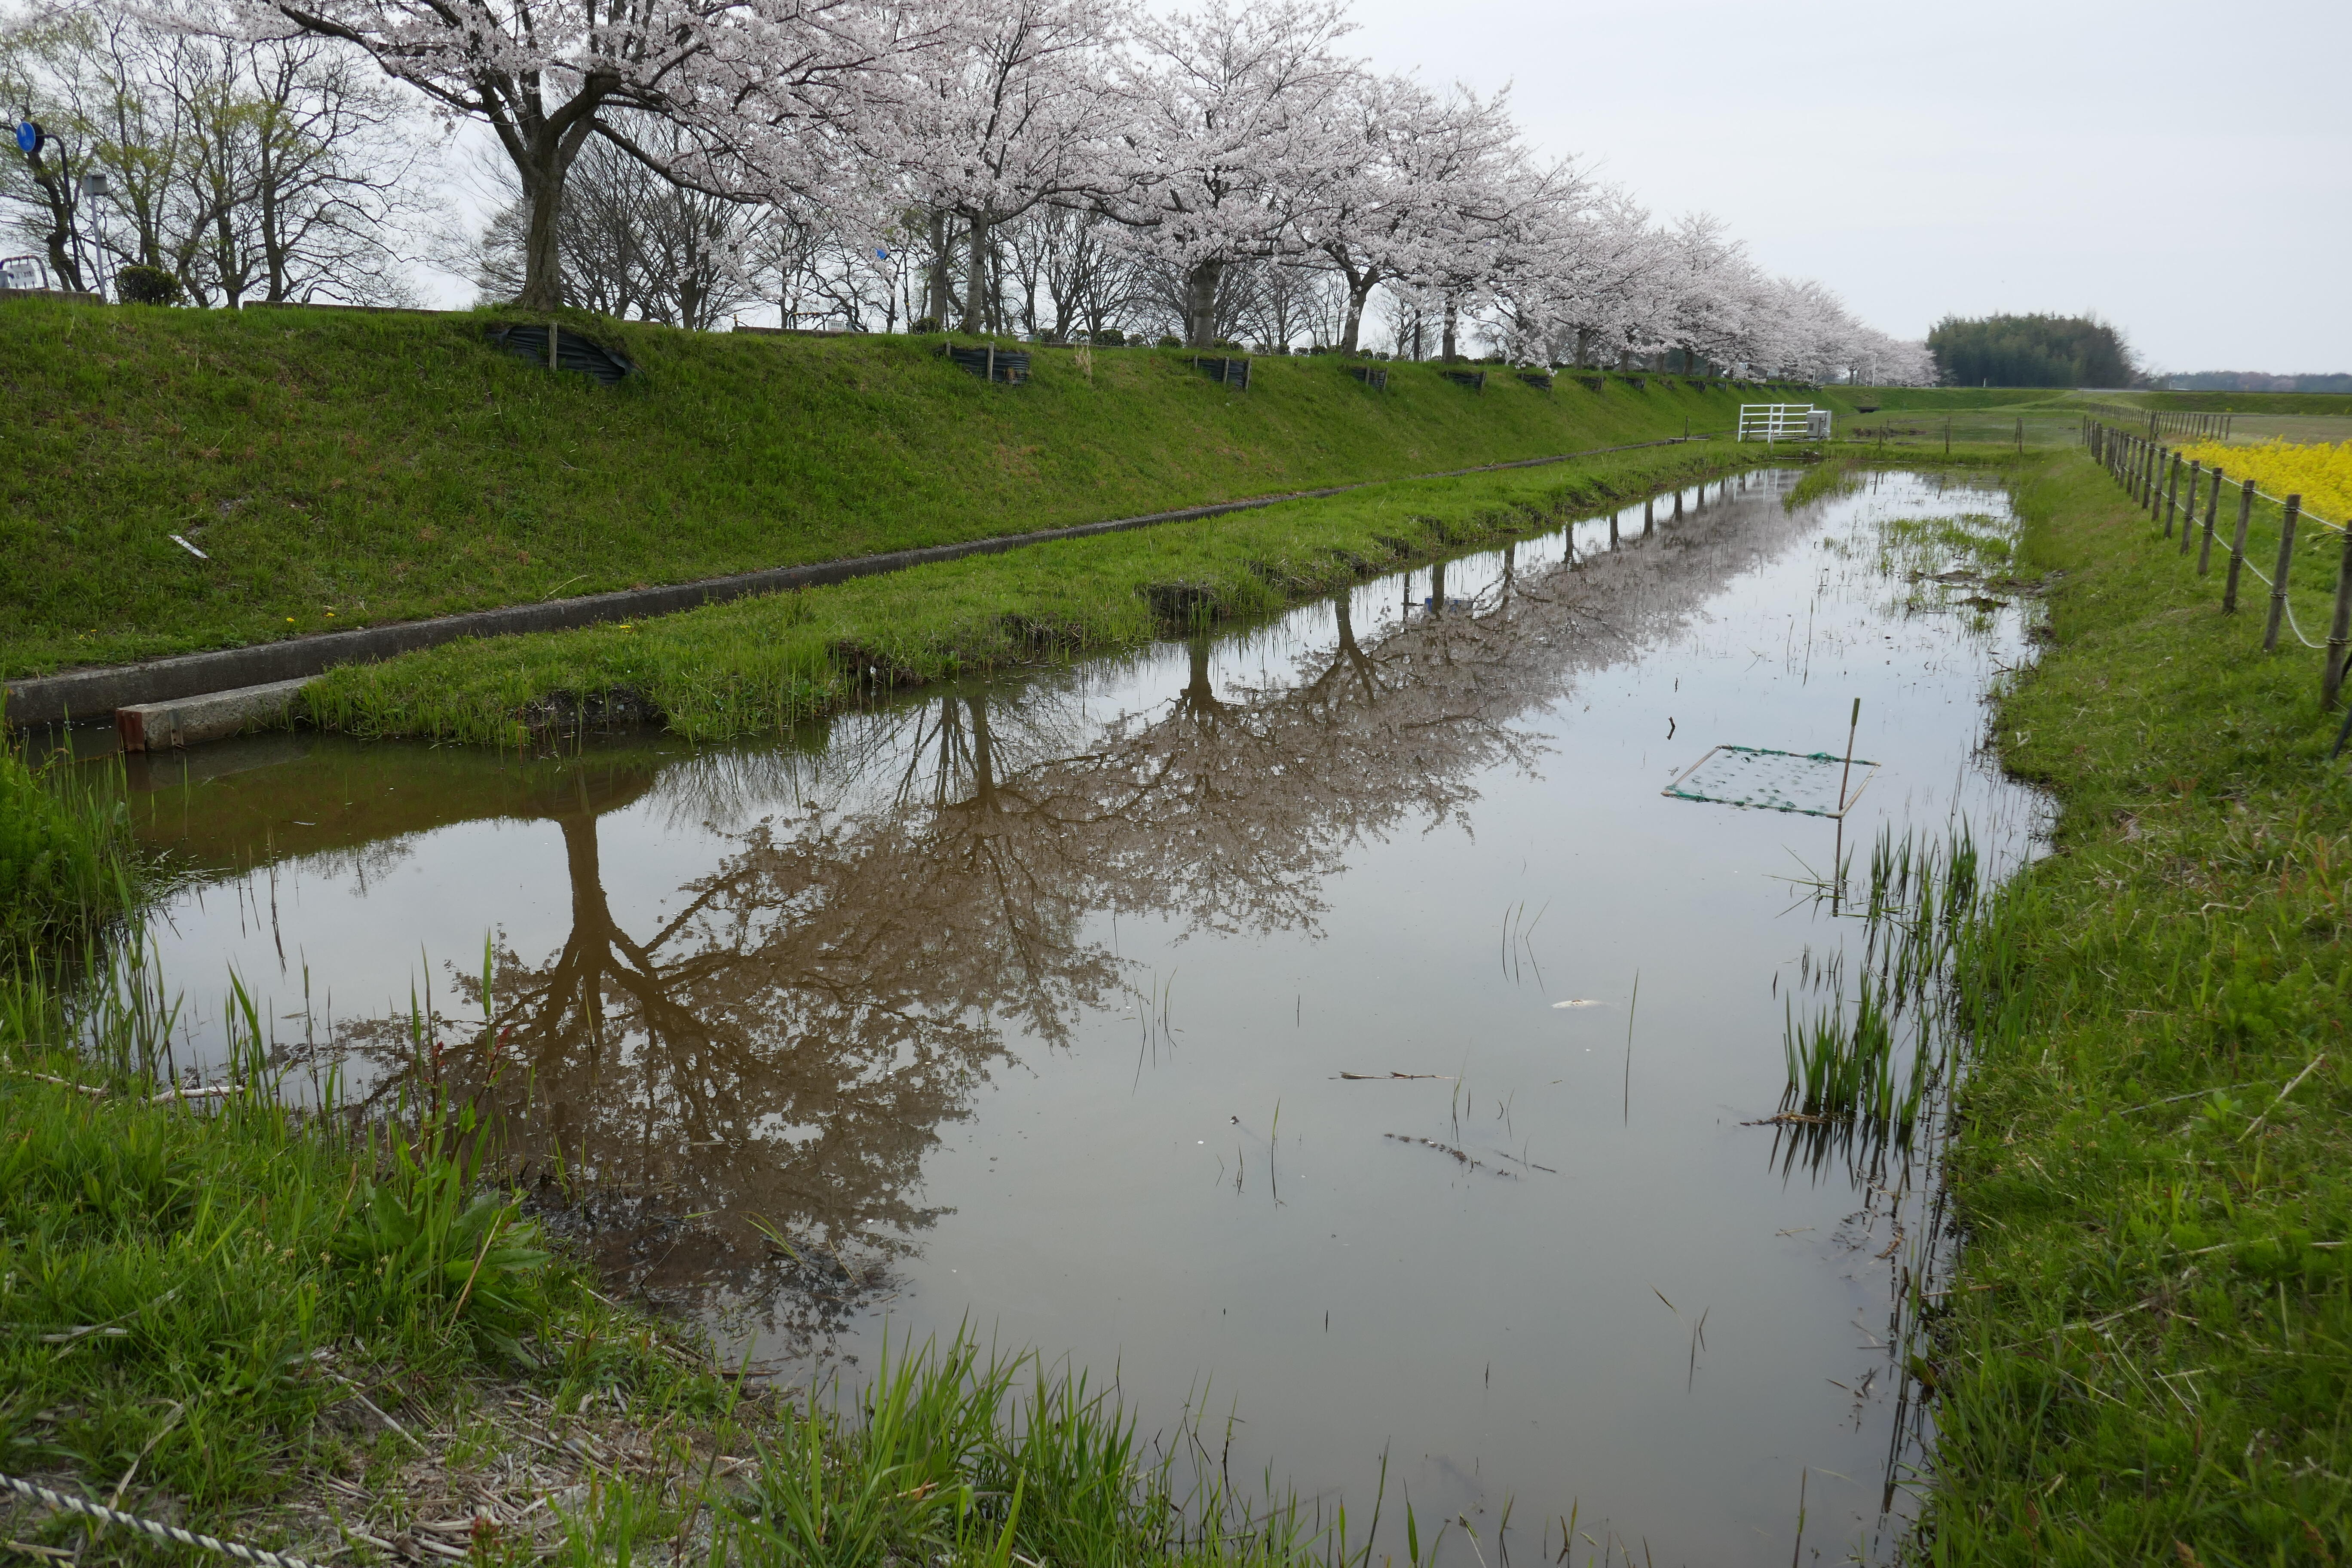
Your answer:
[5,435,1707,726]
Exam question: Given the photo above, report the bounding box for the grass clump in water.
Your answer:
[0,747,133,952]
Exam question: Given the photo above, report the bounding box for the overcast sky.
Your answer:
[1342,0,2352,374]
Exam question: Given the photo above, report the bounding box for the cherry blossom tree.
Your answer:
[1484,184,1656,367]
[235,0,918,307]
[1105,0,1360,347]
[870,0,1127,333]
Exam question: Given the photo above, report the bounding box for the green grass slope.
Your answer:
[1925,451,2352,1563]
[305,442,1752,744]
[1845,386,2077,411]
[2114,389,2352,417]
[0,300,1823,678]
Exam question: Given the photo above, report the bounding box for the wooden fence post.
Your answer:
[2165,452,2182,536]
[2197,465,2223,574]
[2264,495,2302,652]
[2180,460,2201,553]
[2327,524,2352,707]
[2223,477,2255,612]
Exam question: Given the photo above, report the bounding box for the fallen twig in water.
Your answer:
[1382,1133,1515,1177]
[1335,1071,1452,1081]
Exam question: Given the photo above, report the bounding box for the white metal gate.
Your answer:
[1736,404,1830,442]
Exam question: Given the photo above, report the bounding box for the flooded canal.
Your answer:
[112,469,2045,1565]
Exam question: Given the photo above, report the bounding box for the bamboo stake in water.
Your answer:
[1836,697,1861,814]
[1623,971,1639,1125]
[2264,495,2302,653]
[2223,476,2256,612]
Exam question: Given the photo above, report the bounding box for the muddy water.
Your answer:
[115,470,2043,1565]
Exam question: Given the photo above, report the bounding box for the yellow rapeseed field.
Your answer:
[2179,438,2352,525]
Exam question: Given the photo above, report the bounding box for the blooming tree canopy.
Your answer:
[238,0,915,306]
[873,0,1128,331]
[1106,0,1357,346]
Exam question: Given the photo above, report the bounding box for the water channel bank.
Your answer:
[290,442,1796,746]
[56,466,2052,1564]
[1916,453,2352,1565]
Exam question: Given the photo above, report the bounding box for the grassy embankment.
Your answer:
[1923,449,2352,1563]
[0,760,1362,1565]
[306,439,1784,744]
[0,297,1828,679]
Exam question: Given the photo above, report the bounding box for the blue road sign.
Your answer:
[15,121,40,155]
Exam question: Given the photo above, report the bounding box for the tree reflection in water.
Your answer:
[322,477,1809,1356]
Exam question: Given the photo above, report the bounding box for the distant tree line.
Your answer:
[1927,313,2137,389]
[2167,371,2352,395]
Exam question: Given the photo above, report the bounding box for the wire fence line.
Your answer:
[2076,402,2237,443]
[2083,420,2352,738]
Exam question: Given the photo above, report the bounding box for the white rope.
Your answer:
[2233,557,2331,649]
[0,1473,321,1568]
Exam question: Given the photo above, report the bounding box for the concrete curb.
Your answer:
[5,435,1707,727]
[115,678,312,752]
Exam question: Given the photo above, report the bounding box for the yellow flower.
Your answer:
[2180,438,2352,525]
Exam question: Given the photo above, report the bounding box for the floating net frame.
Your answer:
[1661,744,1880,820]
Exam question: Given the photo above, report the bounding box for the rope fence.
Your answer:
[0,1473,321,1568]
[2081,418,2352,756]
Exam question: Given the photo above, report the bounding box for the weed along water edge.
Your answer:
[74,471,2042,1564]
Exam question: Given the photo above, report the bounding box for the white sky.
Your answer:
[1344,0,2352,374]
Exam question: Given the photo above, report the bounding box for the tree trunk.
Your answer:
[960,213,990,333]
[924,211,951,327]
[1440,294,1459,363]
[1332,255,1375,353]
[517,140,568,311]
[968,695,997,810]
[1574,326,1591,369]
[24,146,86,293]
[1183,258,1224,348]
[260,171,289,303]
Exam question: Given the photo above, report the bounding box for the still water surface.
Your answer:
[122,469,2044,1565]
